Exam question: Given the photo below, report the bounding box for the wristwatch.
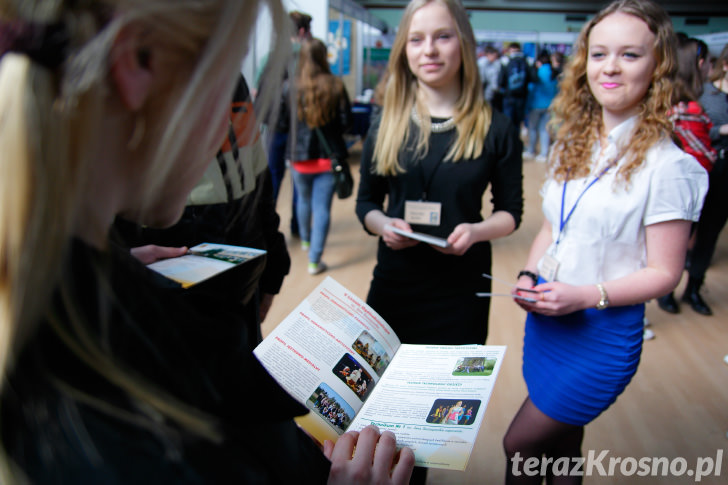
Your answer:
[595,283,609,310]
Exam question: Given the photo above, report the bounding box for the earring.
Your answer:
[127,115,145,151]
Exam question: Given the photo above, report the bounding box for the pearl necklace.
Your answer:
[410,106,456,133]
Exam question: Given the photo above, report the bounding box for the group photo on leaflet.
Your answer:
[1,0,727,484]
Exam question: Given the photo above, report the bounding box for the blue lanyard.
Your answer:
[556,164,614,247]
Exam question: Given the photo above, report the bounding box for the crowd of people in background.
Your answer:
[477,41,563,162]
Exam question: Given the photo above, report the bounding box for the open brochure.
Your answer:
[253,277,506,471]
[147,242,266,288]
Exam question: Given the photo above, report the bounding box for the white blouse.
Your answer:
[538,117,709,286]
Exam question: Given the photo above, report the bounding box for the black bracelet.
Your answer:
[517,270,539,286]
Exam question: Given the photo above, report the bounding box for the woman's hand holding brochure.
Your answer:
[383,224,450,248]
[477,273,541,303]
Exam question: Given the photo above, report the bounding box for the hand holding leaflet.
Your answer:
[384,224,450,248]
[479,273,541,302]
[147,242,266,288]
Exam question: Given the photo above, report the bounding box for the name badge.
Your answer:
[404,201,442,226]
[540,253,560,282]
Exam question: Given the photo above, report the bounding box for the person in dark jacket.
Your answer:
[499,42,531,130]
[680,43,728,315]
[284,37,353,275]
[115,74,290,341]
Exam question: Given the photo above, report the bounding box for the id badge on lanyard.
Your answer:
[405,148,445,226]
[540,253,560,282]
[404,200,442,226]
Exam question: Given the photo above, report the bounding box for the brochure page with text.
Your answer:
[253,276,506,471]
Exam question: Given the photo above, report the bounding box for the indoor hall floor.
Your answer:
[262,146,728,485]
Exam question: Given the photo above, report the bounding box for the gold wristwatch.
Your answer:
[595,283,609,310]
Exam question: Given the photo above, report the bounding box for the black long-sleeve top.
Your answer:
[356,110,523,242]
[354,109,523,344]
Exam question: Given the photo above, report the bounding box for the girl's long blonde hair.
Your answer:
[549,0,678,184]
[372,0,491,176]
[0,0,290,469]
[296,37,346,128]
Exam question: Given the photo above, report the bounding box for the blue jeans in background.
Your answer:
[527,108,551,158]
[290,169,335,265]
[503,96,527,131]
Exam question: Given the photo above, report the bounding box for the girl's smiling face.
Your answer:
[587,12,657,131]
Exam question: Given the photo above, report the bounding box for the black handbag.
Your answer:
[314,127,354,199]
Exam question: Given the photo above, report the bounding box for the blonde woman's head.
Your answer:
[374,0,490,175]
[389,0,481,105]
[0,0,288,414]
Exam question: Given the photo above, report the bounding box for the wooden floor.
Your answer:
[262,145,728,484]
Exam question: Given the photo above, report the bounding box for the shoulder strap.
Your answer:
[313,127,333,158]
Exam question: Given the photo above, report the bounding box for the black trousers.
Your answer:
[687,155,728,283]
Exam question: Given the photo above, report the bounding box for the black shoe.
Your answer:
[681,288,712,316]
[657,293,679,314]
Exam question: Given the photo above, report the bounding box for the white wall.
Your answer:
[695,32,728,58]
[242,0,330,87]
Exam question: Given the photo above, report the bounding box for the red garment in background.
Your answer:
[668,100,717,172]
[291,158,332,174]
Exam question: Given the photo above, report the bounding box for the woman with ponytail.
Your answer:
[0,1,412,483]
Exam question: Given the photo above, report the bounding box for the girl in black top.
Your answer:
[355,0,523,346]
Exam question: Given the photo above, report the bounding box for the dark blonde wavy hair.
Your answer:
[372,0,491,176]
[707,43,728,83]
[296,37,346,128]
[674,37,703,102]
[549,0,678,184]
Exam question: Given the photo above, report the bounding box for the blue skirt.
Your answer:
[522,303,644,426]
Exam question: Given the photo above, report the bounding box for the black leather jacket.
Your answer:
[283,79,353,162]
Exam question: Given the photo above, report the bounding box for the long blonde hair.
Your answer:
[373,0,491,176]
[549,0,677,184]
[296,37,346,128]
[0,0,289,466]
